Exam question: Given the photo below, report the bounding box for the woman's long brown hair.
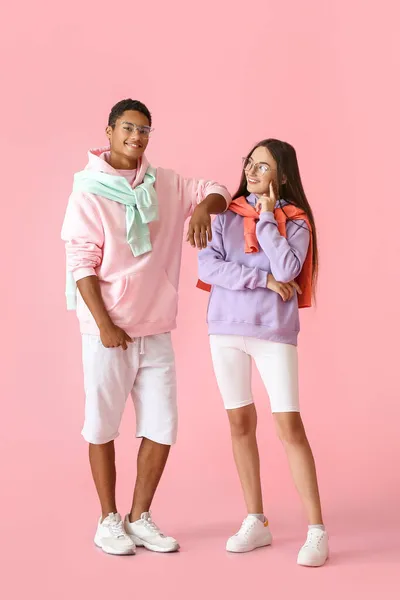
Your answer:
[234,139,318,289]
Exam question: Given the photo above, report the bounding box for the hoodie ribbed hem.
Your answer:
[207,320,298,346]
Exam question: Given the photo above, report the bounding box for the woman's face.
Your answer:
[244,145,278,196]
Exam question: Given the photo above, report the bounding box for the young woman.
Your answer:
[198,139,328,567]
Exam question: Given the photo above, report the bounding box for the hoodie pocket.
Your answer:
[77,270,178,327]
[101,277,129,311]
[144,270,178,324]
[105,269,178,326]
[76,277,129,324]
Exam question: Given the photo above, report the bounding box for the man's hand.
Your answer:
[99,321,133,350]
[267,274,302,302]
[77,277,133,349]
[187,204,212,249]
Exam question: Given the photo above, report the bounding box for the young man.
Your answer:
[61,99,231,556]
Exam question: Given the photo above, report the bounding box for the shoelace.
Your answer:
[235,518,255,539]
[303,529,324,549]
[142,514,165,537]
[106,516,129,539]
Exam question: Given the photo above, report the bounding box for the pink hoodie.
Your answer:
[61,149,231,338]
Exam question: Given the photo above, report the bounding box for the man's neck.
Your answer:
[108,150,138,171]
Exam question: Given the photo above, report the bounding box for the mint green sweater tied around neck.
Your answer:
[65,165,158,310]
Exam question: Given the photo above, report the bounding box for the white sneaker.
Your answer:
[124,512,179,553]
[297,528,329,567]
[94,512,136,555]
[226,516,273,553]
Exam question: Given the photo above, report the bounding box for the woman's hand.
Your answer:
[267,274,302,302]
[256,182,276,213]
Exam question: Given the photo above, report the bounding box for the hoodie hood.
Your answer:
[85,147,150,190]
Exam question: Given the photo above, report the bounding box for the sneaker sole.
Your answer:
[131,535,180,553]
[297,555,329,567]
[94,537,136,556]
[226,537,273,553]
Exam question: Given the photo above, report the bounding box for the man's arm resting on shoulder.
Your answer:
[187,193,229,249]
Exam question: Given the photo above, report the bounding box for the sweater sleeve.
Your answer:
[61,192,104,282]
[198,215,269,291]
[256,212,310,283]
[177,174,231,219]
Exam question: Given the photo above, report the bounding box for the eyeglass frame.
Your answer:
[121,120,154,139]
[242,156,276,176]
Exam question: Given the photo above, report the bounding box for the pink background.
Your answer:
[2,0,399,598]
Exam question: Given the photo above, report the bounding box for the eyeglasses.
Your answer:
[242,157,275,176]
[122,122,154,138]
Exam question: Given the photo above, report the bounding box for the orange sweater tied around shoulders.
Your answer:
[196,196,313,308]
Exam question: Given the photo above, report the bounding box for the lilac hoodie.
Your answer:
[198,195,310,346]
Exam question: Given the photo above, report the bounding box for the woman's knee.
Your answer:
[228,405,257,437]
[274,412,306,445]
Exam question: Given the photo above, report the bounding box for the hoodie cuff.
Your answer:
[205,185,232,211]
[73,267,97,282]
[258,211,277,224]
[254,269,269,289]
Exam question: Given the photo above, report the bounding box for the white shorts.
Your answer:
[210,335,299,412]
[81,332,177,445]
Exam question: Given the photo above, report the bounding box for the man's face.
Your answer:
[106,110,151,163]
